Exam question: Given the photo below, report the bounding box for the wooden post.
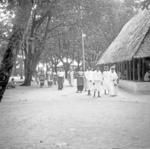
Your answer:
[130,61,132,80]
[121,62,123,75]
[132,59,135,81]
[142,58,145,81]
[116,63,118,72]
[117,63,119,72]
[123,61,126,80]
[124,61,128,80]
[137,59,141,81]
[126,61,129,80]
[118,63,120,73]
[121,62,124,80]
[128,61,131,80]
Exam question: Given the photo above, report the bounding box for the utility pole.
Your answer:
[80,5,86,72]
[82,30,86,72]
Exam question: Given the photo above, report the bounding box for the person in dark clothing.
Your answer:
[57,68,65,90]
[76,71,84,93]
[39,72,45,88]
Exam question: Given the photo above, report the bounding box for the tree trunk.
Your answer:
[23,49,39,86]
[0,27,23,101]
[0,1,32,102]
[23,58,33,86]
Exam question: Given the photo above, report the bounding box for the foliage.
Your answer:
[140,0,150,9]
[0,0,139,78]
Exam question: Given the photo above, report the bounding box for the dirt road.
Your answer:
[0,85,150,149]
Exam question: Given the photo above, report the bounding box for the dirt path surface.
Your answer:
[0,84,150,149]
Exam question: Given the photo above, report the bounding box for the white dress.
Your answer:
[109,71,118,96]
[103,71,110,94]
[86,70,94,91]
[93,71,103,93]
[69,71,74,86]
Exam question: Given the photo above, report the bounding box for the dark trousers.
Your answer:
[58,77,64,90]
[77,85,84,92]
[40,81,44,87]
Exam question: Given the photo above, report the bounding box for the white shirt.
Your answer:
[58,71,65,77]
[103,71,110,81]
[85,70,93,81]
[93,70,102,81]
[109,71,118,84]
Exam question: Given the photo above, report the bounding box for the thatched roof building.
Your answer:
[97,10,150,65]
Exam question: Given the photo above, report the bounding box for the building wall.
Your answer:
[119,80,150,93]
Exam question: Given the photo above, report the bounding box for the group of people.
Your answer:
[37,70,57,88]
[37,68,66,90]
[37,65,119,97]
[76,65,119,97]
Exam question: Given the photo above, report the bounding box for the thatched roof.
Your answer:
[97,10,150,65]
[134,28,150,58]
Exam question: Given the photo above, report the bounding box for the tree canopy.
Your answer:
[0,0,143,85]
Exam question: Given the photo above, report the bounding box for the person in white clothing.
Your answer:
[86,68,94,96]
[102,66,110,95]
[108,65,118,96]
[68,68,74,86]
[93,68,103,97]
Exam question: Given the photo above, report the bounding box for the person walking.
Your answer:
[93,68,103,98]
[76,70,84,93]
[68,68,74,87]
[53,71,57,85]
[57,68,65,90]
[39,71,45,88]
[86,68,94,96]
[47,70,53,87]
[102,66,110,95]
[108,65,118,96]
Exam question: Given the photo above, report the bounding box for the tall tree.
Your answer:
[0,0,33,102]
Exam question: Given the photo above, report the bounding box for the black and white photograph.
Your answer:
[0,0,150,148]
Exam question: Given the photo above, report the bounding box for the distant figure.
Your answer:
[86,68,93,96]
[76,71,84,93]
[93,68,103,98]
[57,68,65,90]
[108,65,118,97]
[68,69,74,87]
[7,78,16,88]
[117,71,121,83]
[39,72,45,88]
[53,72,57,85]
[144,70,150,82]
[103,65,110,95]
[47,70,53,87]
